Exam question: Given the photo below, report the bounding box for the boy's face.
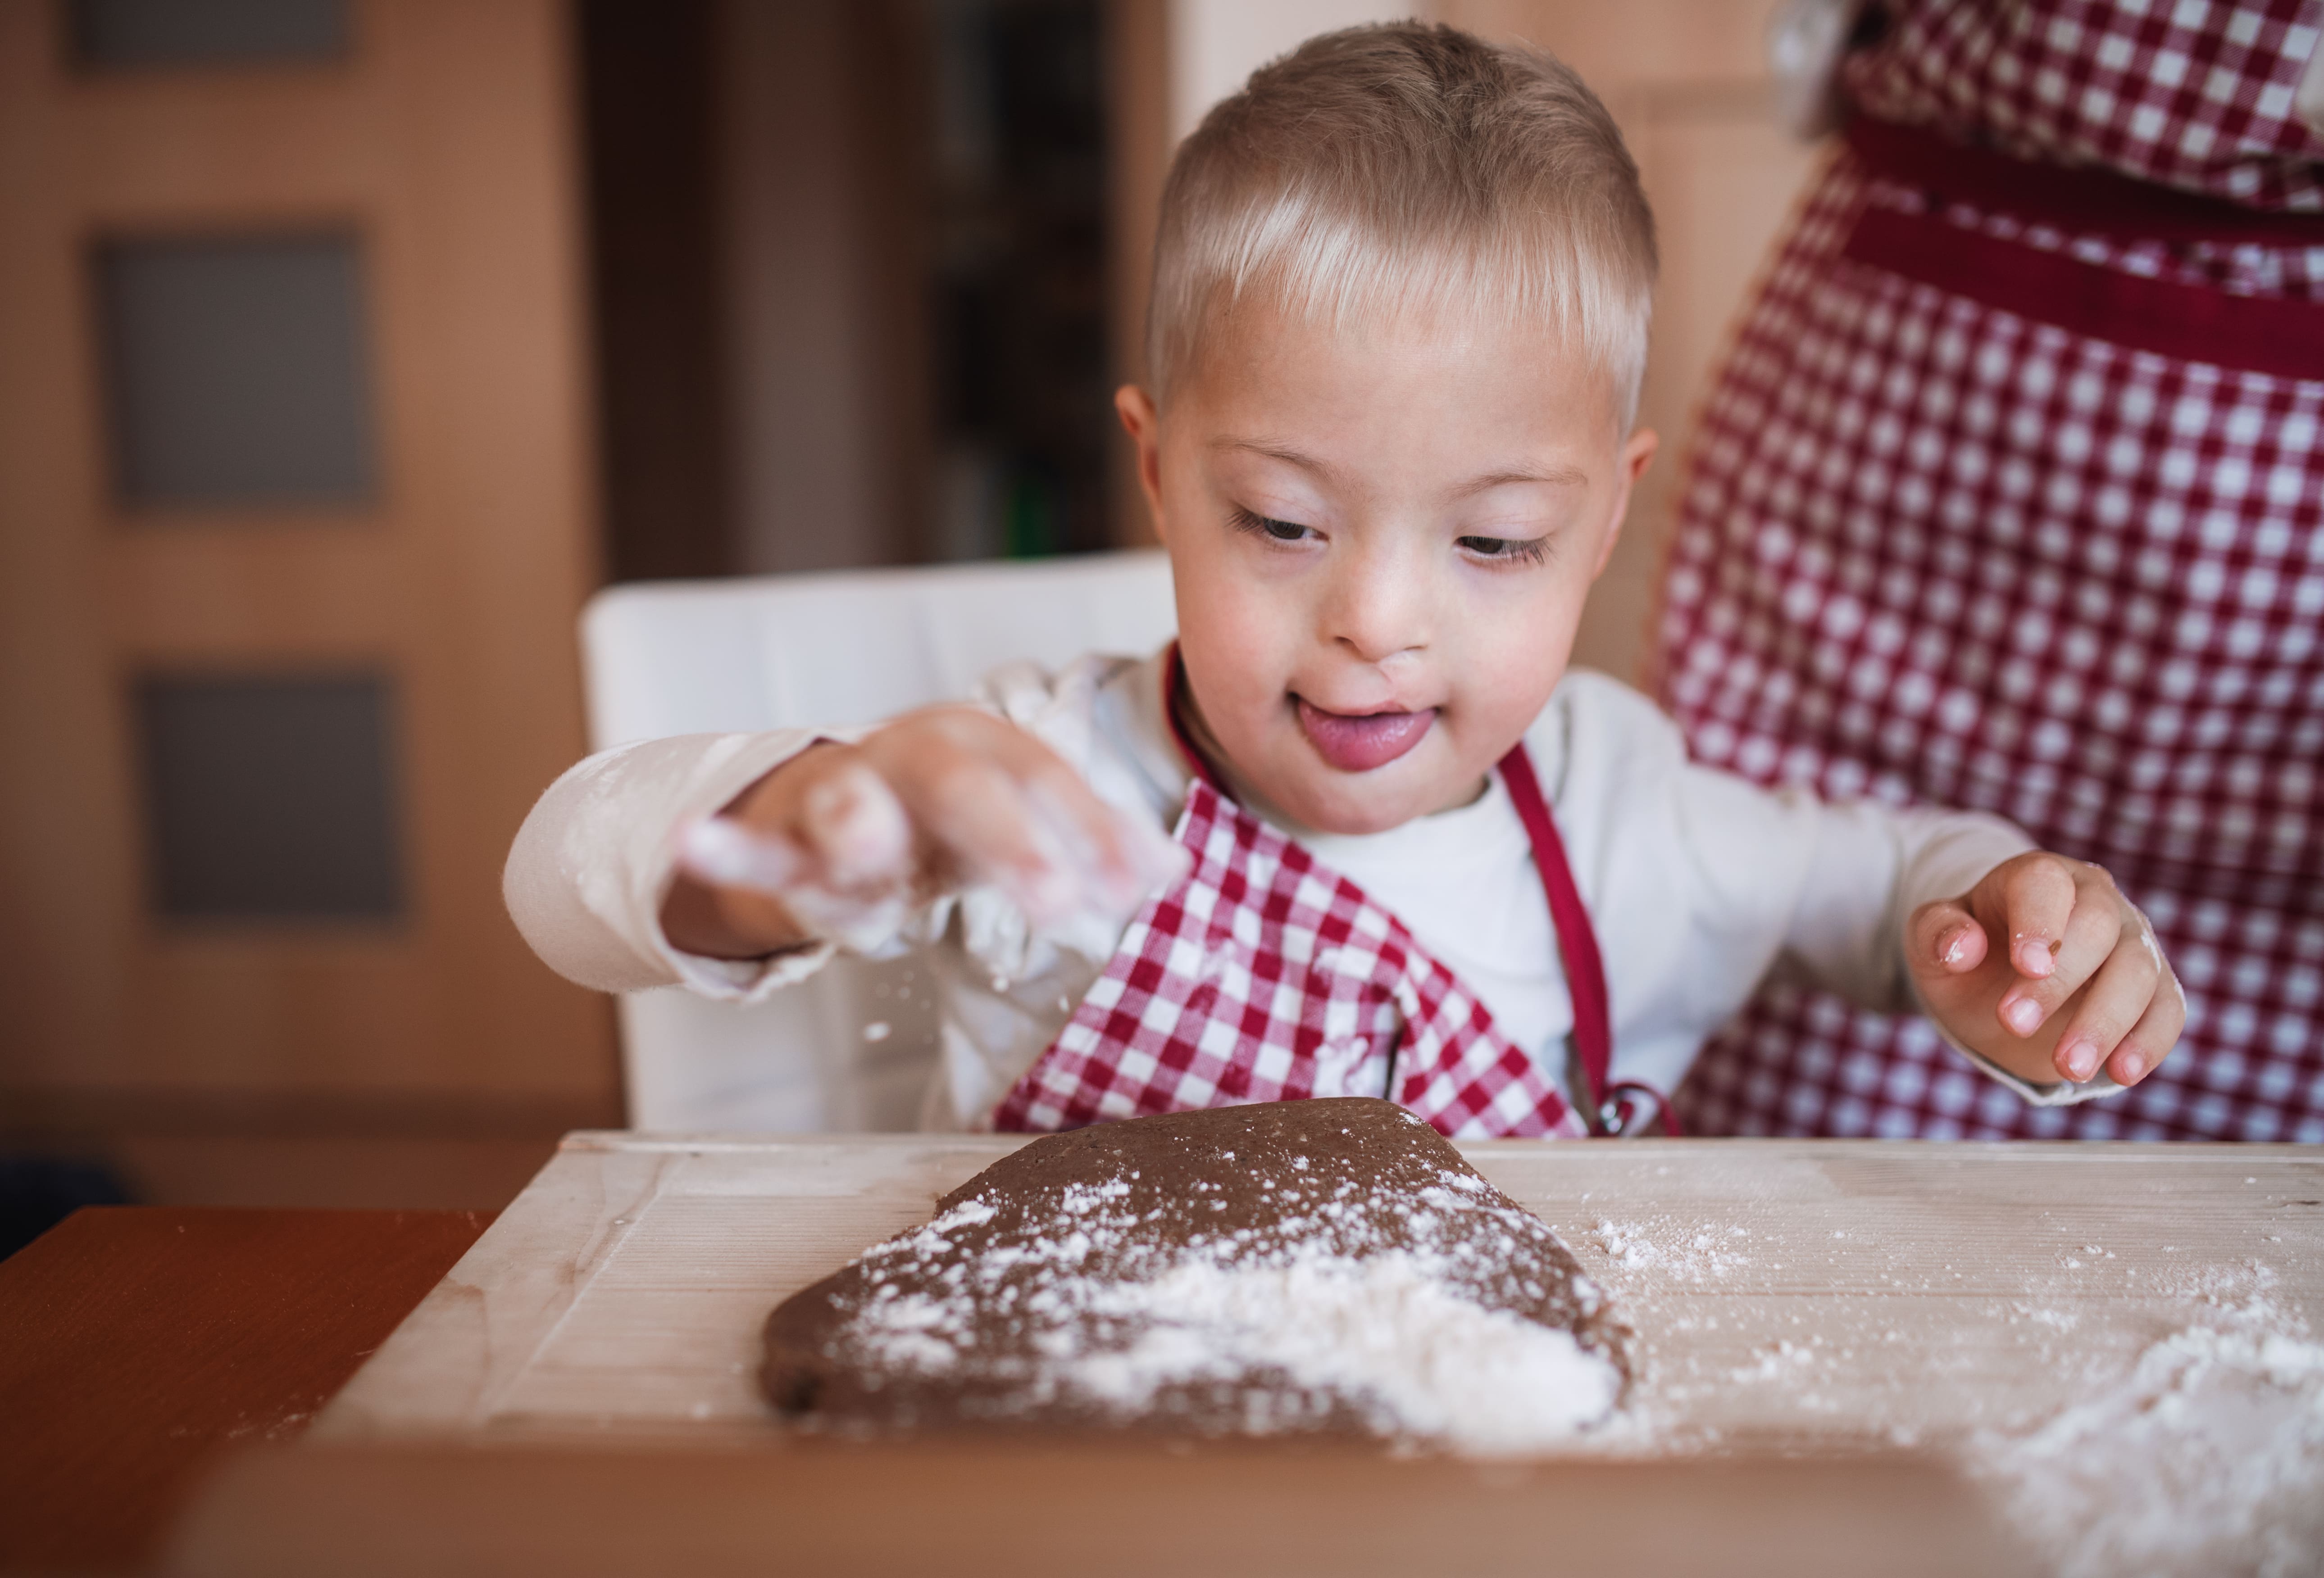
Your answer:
[1119,300,1656,836]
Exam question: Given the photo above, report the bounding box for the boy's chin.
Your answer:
[1271,757,1467,837]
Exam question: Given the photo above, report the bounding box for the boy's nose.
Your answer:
[1321,544,1432,665]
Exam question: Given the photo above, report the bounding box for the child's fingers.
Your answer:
[889,736,1087,921]
[2104,967,2187,1086]
[1019,774,1184,910]
[1982,854,2079,980]
[2044,926,2164,1082]
[670,815,828,955]
[1911,898,1988,975]
[917,711,1183,915]
[985,733,1153,888]
[1992,871,2124,1037]
[1002,739,1187,905]
[673,750,922,949]
[769,707,1184,929]
[679,815,808,895]
[790,758,914,888]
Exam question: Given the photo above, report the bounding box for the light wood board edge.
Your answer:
[314,1141,679,1436]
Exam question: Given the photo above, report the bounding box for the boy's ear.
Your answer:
[1591,427,1660,579]
[1114,385,1167,542]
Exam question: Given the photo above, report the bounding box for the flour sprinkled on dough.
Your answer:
[842,1176,1620,1451]
[764,1099,1628,1451]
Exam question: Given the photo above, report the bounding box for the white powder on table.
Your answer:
[1568,1211,2324,1569]
[1590,1218,1753,1281]
[1976,1279,2324,1578]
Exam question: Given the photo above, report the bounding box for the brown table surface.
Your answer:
[0,1206,492,1576]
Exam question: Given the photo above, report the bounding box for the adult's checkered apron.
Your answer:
[993,687,1616,1139]
[1657,0,2324,1142]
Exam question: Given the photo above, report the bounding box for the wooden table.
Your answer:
[13,1139,2321,1576]
[156,1132,2316,1576]
[0,1206,492,1575]
[315,1133,2324,1452]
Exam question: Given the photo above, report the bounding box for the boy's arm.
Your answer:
[1772,795,2182,1097]
[1774,799,2121,1102]
[1555,676,2177,1102]
[505,656,1181,1003]
[502,729,850,1000]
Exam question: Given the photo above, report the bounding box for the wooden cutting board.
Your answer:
[314,1133,2324,1453]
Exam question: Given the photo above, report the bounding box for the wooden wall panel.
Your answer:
[0,0,618,1198]
[0,0,141,1095]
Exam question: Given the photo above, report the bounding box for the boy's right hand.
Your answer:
[661,707,1186,960]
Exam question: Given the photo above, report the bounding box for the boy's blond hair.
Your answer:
[1149,23,1656,425]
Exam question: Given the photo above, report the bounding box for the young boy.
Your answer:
[507,23,2183,1137]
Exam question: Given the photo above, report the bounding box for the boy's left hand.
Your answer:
[1908,852,2185,1088]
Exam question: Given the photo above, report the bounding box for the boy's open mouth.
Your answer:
[1294,697,1436,772]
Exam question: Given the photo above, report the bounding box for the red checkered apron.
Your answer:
[992,658,1620,1139]
[1657,0,2324,1142]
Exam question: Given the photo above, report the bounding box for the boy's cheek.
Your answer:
[1177,517,1329,649]
[1178,567,1291,677]
[1467,580,1586,703]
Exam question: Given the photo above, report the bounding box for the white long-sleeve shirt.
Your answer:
[505,649,2118,1129]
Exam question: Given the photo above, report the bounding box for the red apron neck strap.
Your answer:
[1166,644,1614,1135]
[1497,740,1615,1135]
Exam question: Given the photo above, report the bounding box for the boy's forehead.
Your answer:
[1166,295,1625,438]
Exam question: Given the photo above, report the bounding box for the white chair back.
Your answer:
[581,549,1178,1132]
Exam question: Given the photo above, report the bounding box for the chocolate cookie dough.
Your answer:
[762,1098,1628,1450]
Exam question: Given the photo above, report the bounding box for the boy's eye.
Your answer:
[1458,534,1552,566]
[1232,507,1314,544]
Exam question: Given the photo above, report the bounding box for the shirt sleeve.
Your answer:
[1940,1043,2126,1107]
[501,729,844,1000]
[1775,796,2031,1017]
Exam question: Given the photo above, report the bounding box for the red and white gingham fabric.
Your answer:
[1657,3,2324,1143]
[991,773,1587,1139]
[1842,0,2324,210]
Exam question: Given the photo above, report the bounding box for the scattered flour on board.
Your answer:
[1574,1214,2324,1571]
[1590,1218,1752,1281]
[834,1186,2321,1565]
[1975,1269,2324,1578]
[835,1170,1624,1456]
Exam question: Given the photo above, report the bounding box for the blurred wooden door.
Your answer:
[0,0,614,1203]
[1439,0,1827,689]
